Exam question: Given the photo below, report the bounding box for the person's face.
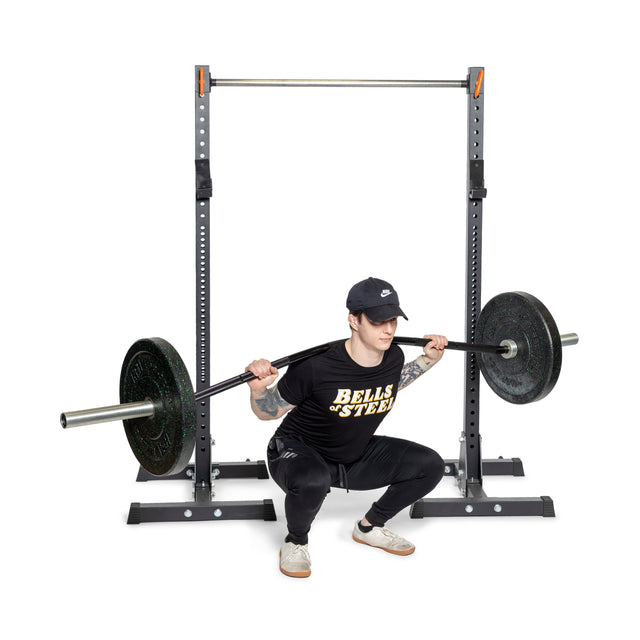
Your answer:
[350,313,398,351]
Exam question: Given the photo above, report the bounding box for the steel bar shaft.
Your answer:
[193,340,343,401]
[195,333,579,400]
[393,336,506,354]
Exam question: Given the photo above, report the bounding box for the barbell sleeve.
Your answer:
[561,333,579,347]
[61,400,156,429]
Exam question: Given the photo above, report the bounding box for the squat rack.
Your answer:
[128,66,553,524]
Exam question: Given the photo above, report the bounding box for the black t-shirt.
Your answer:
[275,341,404,463]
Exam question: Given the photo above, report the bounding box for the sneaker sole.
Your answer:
[352,533,415,556]
[279,551,311,578]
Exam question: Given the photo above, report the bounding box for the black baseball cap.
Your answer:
[346,277,408,322]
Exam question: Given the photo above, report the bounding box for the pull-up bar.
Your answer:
[198,67,482,97]
[210,78,467,88]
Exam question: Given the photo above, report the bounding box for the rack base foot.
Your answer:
[410,495,554,518]
[135,460,269,482]
[127,498,276,524]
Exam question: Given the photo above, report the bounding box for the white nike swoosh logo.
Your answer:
[380,290,392,297]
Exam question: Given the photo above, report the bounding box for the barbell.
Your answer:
[60,291,578,477]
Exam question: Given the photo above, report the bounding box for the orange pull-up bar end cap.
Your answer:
[474,69,484,99]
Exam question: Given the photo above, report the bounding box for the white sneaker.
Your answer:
[279,541,312,578]
[352,521,415,556]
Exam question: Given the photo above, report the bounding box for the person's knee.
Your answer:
[409,445,445,488]
[427,449,446,483]
[289,464,332,499]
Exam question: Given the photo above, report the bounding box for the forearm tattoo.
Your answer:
[398,358,431,390]
[253,385,292,418]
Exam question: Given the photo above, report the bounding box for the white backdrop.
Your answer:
[2,1,637,638]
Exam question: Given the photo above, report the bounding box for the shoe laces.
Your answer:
[285,544,311,565]
[376,526,402,542]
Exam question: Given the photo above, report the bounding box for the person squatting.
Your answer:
[245,277,447,578]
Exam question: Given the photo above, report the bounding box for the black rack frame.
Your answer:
[127,65,553,525]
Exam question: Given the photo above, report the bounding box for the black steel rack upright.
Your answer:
[128,66,553,524]
[410,69,554,518]
[126,66,275,525]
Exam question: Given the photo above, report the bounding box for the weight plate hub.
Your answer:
[120,338,196,476]
[476,292,562,404]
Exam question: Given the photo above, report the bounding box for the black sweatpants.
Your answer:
[267,434,445,545]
